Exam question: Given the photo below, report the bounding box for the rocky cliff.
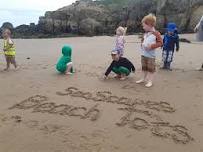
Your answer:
[37,0,203,35]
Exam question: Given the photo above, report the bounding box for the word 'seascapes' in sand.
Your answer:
[56,87,175,113]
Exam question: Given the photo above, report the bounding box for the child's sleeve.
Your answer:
[175,35,180,51]
[131,63,135,72]
[8,39,14,45]
[105,61,114,76]
[163,34,166,44]
[126,58,135,72]
[129,60,135,72]
[151,31,163,49]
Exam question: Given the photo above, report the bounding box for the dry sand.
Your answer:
[0,34,203,152]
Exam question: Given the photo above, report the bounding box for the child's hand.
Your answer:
[124,27,128,35]
[144,44,151,51]
[103,75,108,80]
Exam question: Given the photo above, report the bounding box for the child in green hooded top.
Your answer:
[56,45,73,75]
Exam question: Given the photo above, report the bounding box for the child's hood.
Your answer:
[62,45,72,57]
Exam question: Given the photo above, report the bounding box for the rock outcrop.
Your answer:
[38,0,111,35]
[38,0,203,35]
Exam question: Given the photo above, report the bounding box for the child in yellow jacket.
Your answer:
[2,28,18,71]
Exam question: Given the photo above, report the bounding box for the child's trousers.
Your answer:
[112,66,130,76]
[162,50,174,69]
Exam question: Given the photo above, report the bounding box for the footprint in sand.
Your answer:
[0,114,24,125]
[11,115,22,123]
[0,114,8,127]
[85,72,100,78]
[24,120,39,129]
[121,83,142,92]
[42,66,48,69]
[122,84,134,89]
[42,64,50,69]
[39,124,66,134]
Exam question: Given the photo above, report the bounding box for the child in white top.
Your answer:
[136,14,163,88]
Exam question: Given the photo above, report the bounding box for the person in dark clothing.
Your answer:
[104,51,135,80]
[162,23,179,70]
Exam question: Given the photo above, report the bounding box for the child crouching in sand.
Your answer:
[56,45,74,75]
[113,26,127,56]
[2,28,18,71]
[104,50,135,80]
[136,14,163,87]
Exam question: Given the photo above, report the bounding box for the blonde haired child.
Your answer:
[113,26,127,56]
[2,28,18,71]
[136,14,163,87]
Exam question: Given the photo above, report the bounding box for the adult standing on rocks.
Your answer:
[194,15,203,71]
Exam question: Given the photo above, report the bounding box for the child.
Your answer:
[56,45,73,75]
[104,50,135,80]
[136,14,163,87]
[2,28,18,71]
[162,23,179,70]
[113,26,127,56]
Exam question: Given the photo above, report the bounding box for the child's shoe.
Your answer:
[166,62,172,71]
[114,74,121,79]
[3,68,9,71]
[119,74,127,81]
[65,72,73,75]
[197,65,203,71]
[15,66,20,71]
[120,76,127,81]
[136,79,145,84]
[160,62,167,70]
[160,66,166,70]
[145,81,153,88]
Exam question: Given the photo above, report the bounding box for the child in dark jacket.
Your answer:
[162,23,180,70]
[104,51,135,80]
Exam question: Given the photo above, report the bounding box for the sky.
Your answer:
[0,0,76,27]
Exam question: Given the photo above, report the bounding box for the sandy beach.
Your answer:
[0,34,203,152]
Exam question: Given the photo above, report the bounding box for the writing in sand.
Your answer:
[8,87,194,144]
